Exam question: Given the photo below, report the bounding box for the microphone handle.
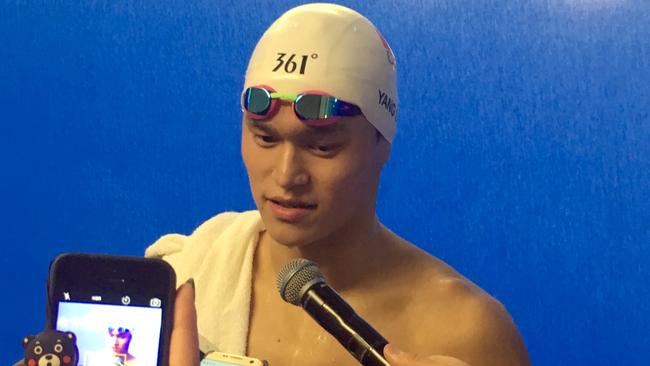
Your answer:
[302,282,390,366]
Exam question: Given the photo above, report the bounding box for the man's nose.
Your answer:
[272,143,309,189]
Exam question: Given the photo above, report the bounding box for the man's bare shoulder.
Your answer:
[383,237,530,366]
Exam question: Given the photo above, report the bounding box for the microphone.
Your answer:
[276,258,390,366]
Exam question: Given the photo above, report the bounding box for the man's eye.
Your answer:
[310,143,341,156]
[315,145,332,152]
[255,135,278,145]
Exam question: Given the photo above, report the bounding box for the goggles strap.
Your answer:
[269,92,297,101]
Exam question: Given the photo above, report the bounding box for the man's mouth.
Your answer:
[266,197,317,222]
[268,197,317,209]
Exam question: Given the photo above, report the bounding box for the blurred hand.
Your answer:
[170,279,200,366]
[384,344,471,366]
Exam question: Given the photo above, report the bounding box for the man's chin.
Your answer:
[263,220,320,248]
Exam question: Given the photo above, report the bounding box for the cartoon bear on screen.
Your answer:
[23,329,78,366]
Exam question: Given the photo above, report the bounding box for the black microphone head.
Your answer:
[277,258,324,305]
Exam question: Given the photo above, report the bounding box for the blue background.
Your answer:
[1,0,648,364]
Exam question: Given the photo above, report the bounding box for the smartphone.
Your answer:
[201,351,268,366]
[47,253,176,366]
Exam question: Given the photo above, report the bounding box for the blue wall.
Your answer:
[1,0,648,364]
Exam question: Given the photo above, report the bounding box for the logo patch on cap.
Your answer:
[376,30,395,66]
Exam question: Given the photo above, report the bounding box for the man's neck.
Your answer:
[257,212,392,294]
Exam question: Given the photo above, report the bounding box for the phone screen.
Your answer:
[49,253,176,366]
[56,300,163,366]
[200,352,266,366]
[200,360,242,366]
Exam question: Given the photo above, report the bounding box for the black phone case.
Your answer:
[47,252,176,366]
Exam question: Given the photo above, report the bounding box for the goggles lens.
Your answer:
[242,87,361,122]
[243,87,273,115]
[294,93,337,119]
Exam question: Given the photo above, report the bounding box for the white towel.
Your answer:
[145,210,264,355]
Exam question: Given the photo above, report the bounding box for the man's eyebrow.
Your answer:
[303,121,348,138]
[246,119,279,134]
[246,118,348,137]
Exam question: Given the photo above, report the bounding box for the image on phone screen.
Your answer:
[56,299,163,366]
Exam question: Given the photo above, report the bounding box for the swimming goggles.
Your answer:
[242,85,362,126]
[108,327,131,336]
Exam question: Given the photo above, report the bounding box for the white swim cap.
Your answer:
[243,3,398,142]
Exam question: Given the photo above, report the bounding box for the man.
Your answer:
[85,327,138,366]
[152,4,530,366]
[106,327,137,366]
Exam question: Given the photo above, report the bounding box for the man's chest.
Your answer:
[245,280,414,365]
[245,278,368,365]
[246,304,361,365]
